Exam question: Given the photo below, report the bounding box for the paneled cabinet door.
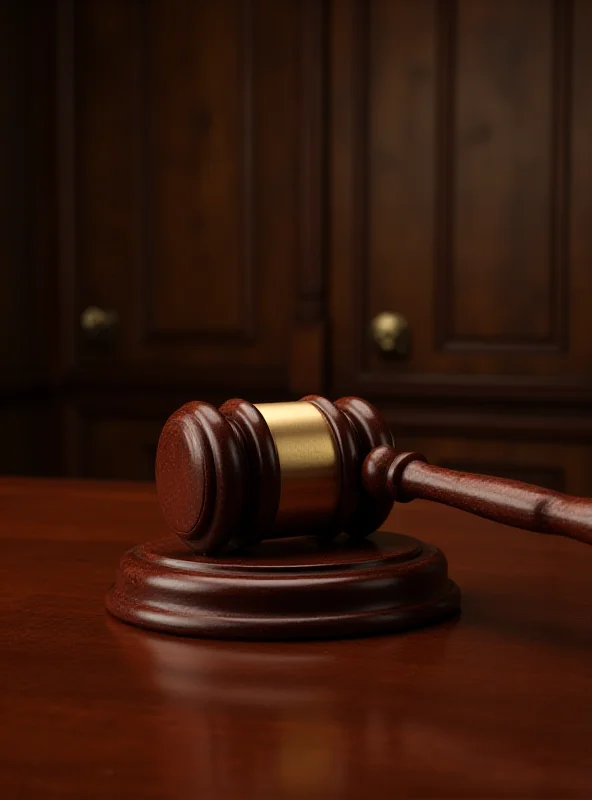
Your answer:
[59,0,323,394]
[330,0,592,402]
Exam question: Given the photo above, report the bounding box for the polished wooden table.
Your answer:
[1,478,591,799]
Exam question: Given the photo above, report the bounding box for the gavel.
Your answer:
[156,395,592,555]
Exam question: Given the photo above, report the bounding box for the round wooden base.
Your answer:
[106,531,461,640]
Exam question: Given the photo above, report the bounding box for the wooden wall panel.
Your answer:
[83,416,163,481]
[366,0,435,377]
[149,0,251,340]
[4,0,589,486]
[444,0,566,349]
[0,0,32,376]
[0,0,55,385]
[61,395,168,480]
[570,0,592,379]
[0,403,57,477]
[0,1,57,477]
[0,409,37,477]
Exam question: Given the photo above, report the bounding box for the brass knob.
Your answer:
[80,306,118,339]
[370,311,410,357]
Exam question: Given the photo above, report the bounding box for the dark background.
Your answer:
[2,0,592,492]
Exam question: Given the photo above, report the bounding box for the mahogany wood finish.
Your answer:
[0,0,57,476]
[127,394,428,639]
[4,0,592,496]
[1,0,54,383]
[364,446,592,548]
[107,532,459,640]
[329,0,592,497]
[57,0,323,398]
[331,0,592,399]
[2,478,592,798]
[394,429,592,499]
[155,395,393,553]
[112,392,592,639]
[154,394,592,556]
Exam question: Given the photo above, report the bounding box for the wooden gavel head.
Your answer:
[156,396,394,554]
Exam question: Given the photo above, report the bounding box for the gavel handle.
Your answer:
[363,446,592,547]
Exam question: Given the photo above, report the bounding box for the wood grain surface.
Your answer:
[106,531,459,640]
[1,478,591,799]
[363,446,592,548]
